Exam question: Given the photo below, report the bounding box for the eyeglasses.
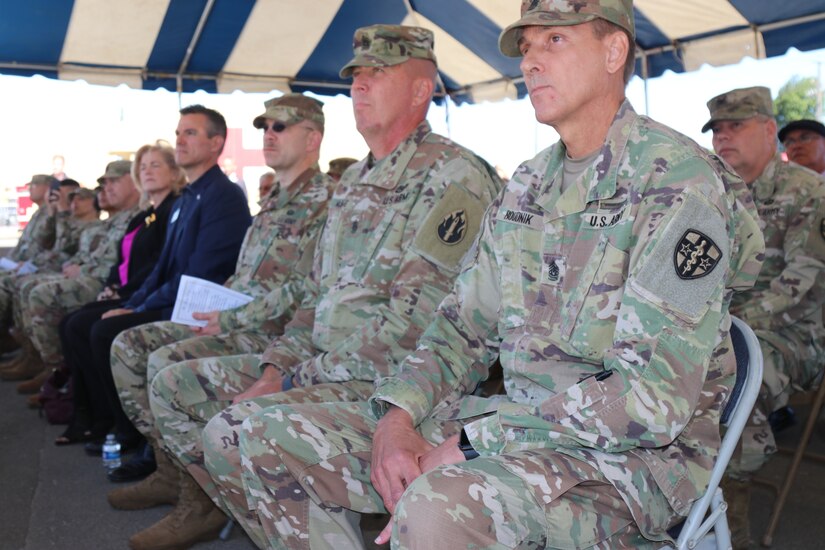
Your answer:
[261,121,289,133]
[260,122,315,134]
[783,133,821,147]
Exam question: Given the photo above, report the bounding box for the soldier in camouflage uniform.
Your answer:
[237,3,765,549]
[31,183,100,273]
[148,24,501,548]
[704,87,825,548]
[110,95,334,550]
[0,162,140,383]
[0,174,56,349]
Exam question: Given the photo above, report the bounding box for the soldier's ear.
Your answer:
[411,76,434,108]
[603,30,628,78]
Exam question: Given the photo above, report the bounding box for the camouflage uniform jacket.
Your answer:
[10,206,53,262]
[261,121,502,387]
[76,206,141,281]
[34,213,97,271]
[731,154,825,334]
[218,167,333,335]
[371,102,764,539]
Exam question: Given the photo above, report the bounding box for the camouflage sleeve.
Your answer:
[79,214,131,280]
[33,213,78,270]
[291,159,498,387]
[732,193,825,330]
[218,226,320,333]
[369,199,502,423]
[35,210,57,251]
[257,234,325,375]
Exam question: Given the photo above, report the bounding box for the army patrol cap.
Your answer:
[68,187,95,201]
[252,94,325,132]
[339,24,438,78]
[778,119,825,143]
[701,86,774,133]
[28,174,56,187]
[327,157,358,178]
[96,160,133,184]
[499,0,636,57]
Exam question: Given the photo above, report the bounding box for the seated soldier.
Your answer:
[704,87,825,549]
[779,119,825,176]
[0,162,141,384]
[0,174,56,352]
[104,94,332,491]
[236,2,764,548]
[146,26,501,550]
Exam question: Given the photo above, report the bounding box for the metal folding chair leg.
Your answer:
[761,379,825,546]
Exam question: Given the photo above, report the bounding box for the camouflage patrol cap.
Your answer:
[701,86,774,133]
[28,174,56,187]
[499,0,635,57]
[68,187,95,201]
[339,25,437,78]
[96,160,133,184]
[327,157,358,178]
[252,94,325,132]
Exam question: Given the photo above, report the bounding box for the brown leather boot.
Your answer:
[109,447,180,510]
[0,328,20,354]
[128,474,226,550]
[17,367,51,394]
[721,476,752,550]
[0,349,26,372]
[1,346,45,381]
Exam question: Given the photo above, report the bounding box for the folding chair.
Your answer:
[758,370,825,546]
[663,316,764,550]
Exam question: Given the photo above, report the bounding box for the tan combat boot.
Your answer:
[0,348,26,372]
[128,473,226,550]
[108,448,180,510]
[0,328,20,354]
[17,367,51,394]
[1,340,45,381]
[721,476,752,550]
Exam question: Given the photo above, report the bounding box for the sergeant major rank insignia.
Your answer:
[674,229,722,280]
[437,209,468,245]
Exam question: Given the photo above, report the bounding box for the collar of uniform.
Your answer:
[751,152,781,202]
[264,165,321,211]
[359,120,432,190]
[534,100,634,218]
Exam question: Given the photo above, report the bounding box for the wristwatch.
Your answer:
[458,428,479,460]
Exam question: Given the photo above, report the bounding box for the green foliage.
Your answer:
[774,76,820,127]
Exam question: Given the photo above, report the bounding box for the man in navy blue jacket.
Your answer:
[85,104,251,452]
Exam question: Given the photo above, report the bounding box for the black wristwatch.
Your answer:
[458,428,479,460]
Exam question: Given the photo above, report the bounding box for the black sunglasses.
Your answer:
[261,121,289,133]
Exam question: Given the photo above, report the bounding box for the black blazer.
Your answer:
[105,192,178,298]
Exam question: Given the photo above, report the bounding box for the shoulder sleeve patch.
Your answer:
[412,183,487,272]
[632,191,730,324]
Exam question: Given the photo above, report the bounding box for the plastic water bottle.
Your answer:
[102,434,121,470]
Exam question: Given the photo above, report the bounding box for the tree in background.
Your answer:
[774,76,821,127]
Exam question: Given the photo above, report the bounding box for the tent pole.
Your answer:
[176,0,216,99]
[640,49,650,116]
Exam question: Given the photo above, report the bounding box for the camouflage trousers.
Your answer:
[149,358,373,547]
[20,273,101,364]
[110,321,272,444]
[0,271,18,327]
[728,327,824,479]
[239,401,654,550]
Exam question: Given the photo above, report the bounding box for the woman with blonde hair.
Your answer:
[54,141,183,448]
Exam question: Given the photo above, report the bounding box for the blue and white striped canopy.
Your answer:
[2,0,824,104]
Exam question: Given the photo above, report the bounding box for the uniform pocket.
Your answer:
[561,237,628,358]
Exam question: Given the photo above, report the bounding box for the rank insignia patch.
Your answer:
[437,209,468,245]
[674,230,722,280]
